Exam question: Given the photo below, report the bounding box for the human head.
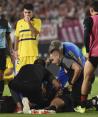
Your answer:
[23,3,34,19]
[49,50,61,65]
[34,58,46,67]
[48,40,63,65]
[89,1,98,15]
[49,40,62,53]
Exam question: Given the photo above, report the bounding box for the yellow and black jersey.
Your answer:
[15,18,42,57]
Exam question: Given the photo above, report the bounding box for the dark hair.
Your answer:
[23,3,34,11]
[90,1,98,12]
[34,58,46,67]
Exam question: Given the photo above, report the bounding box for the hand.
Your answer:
[68,84,72,92]
[13,50,18,60]
[56,88,63,97]
[24,16,31,22]
[46,57,53,65]
[52,79,61,91]
[85,53,89,60]
[10,49,15,63]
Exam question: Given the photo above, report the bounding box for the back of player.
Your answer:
[62,42,85,66]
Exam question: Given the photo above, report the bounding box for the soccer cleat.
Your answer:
[22,97,31,114]
[74,106,86,113]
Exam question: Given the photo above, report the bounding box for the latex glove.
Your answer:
[67,84,72,92]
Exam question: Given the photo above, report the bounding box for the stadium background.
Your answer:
[2,0,98,74]
[1,0,98,74]
[1,0,88,51]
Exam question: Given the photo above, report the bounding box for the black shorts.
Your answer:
[89,56,98,68]
[57,88,74,112]
[0,49,6,70]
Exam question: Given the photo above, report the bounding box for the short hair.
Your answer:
[23,3,34,11]
[49,40,62,53]
[90,1,98,12]
[34,58,46,67]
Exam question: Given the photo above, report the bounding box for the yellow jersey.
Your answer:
[15,18,42,57]
[4,56,14,80]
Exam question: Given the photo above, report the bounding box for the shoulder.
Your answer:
[17,19,24,24]
[83,16,93,25]
[63,42,74,46]
[63,42,77,49]
[33,18,42,23]
[62,57,74,69]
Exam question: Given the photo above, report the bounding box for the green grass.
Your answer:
[0,111,98,117]
[1,77,98,117]
[89,77,98,98]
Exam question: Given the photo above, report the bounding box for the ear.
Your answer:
[90,8,94,15]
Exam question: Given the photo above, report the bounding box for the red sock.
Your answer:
[81,95,88,102]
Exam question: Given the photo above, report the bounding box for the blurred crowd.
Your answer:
[1,0,92,28]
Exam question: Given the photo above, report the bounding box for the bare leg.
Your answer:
[81,60,95,96]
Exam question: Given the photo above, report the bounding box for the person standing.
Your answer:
[0,4,12,97]
[75,1,98,113]
[14,3,42,72]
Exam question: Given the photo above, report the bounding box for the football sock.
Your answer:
[80,95,88,107]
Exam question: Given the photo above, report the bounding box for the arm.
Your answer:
[45,69,61,91]
[70,62,82,85]
[28,21,39,35]
[25,17,41,38]
[84,16,93,53]
[14,21,20,60]
[52,79,61,91]
[6,33,13,53]
[6,32,15,63]
[6,22,13,55]
[14,37,19,59]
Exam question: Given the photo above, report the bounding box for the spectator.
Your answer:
[0,0,91,26]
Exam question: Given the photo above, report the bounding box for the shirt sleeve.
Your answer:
[83,16,93,53]
[61,57,74,69]
[32,18,42,32]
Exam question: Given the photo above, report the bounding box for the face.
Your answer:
[90,8,96,16]
[23,9,33,19]
[49,50,61,65]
